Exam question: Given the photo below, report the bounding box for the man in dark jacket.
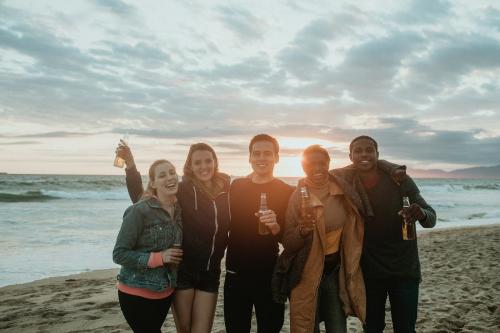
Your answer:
[224,134,294,333]
[347,135,436,333]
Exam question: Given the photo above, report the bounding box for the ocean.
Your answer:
[1,174,499,287]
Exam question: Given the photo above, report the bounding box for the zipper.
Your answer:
[207,200,218,271]
[193,186,198,210]
[227,190,231,221]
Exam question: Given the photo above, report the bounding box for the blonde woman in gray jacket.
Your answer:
[113,159,183,333]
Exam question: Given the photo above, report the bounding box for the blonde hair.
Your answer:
[141,159,176,200]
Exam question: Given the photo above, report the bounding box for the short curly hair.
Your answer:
[349,135,378,153]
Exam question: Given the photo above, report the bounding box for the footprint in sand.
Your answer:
[84,314,101,320]
[96,301,118,309]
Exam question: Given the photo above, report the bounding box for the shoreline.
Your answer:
[1,225,499,332]
[1,223,497,289]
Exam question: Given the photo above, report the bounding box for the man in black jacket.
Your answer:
[224,134,294,333]
[348,135,436,333]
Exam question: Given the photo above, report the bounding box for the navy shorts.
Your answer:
[176,268,221,293]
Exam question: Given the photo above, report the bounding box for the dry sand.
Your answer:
[1,225,499,332]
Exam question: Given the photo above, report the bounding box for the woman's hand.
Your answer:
[160,248,183,264]
[299,224,314,237]
[115,139,136,169]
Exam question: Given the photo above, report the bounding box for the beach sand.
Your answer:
[1,225,499,332]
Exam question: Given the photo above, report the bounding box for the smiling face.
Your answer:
[151,162,178,196]
[249,140,279,177]
[302,151,330,185]
[191,149,215,183]
[349,138,379,174]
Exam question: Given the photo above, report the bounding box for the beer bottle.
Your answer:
[402,196,416,240]
[169,243,182,271]
[258,193,270,235]
[300,186,315,226]
[113,134,129,168]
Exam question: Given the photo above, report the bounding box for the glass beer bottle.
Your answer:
[402,196,416,240]
[258,193,270,235]
[169,243,182,271]
[113,134,129,168]
[300,186,315,226]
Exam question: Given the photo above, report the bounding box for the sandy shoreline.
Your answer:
[1,225,499,332]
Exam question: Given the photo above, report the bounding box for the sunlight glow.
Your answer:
[277,136,336,152]
[275,156,306,178]
[273,136,339,177]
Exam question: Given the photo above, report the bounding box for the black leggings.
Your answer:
[118,290,173,333]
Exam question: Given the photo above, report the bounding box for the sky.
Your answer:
[1,0,499,177]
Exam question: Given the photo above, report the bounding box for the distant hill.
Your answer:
[407,165,500,179]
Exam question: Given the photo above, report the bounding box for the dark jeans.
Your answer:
[364,278,419,333]
[314,268,346,333]
[224,271,284,333]
[118,290,173,333]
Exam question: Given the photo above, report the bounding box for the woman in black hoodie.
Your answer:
[117,142,230,333]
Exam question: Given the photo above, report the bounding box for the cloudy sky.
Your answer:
[1,0,499,176]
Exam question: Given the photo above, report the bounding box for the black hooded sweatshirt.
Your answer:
[125,166,230,274]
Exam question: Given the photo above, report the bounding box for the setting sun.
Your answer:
[273,136,338,177]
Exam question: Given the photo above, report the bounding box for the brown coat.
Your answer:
[284,178,366,333]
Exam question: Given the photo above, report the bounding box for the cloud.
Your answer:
[5,131,100,138]
[348,117,500,166]
[0,24,93,75]
[330,31,425,96]
[483,6,500,32]
[245,118,500,166]
[111,126,255,139]
[93,0,136,16]
[216,5,265,41]
[278,18,337,80]
[1,1,499,173]
[395,33,500,105]
[0,141,40,145]
[93,41,171,67]
[194,56,271,81]
[394,0,452,25]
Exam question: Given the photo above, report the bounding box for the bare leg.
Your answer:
[173,289,195,333]
[190,290,218,333]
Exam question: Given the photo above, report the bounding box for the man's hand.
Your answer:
[399,203,426,224]
[255,210,280,235]
[115,139,135,169]
[392,168,407,185]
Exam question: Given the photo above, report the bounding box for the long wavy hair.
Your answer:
[141,159,176,200]
[183,143,219,180]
